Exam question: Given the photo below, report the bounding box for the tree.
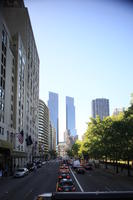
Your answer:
[71,140,82,158]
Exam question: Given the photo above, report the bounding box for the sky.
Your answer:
[24,0,133,141]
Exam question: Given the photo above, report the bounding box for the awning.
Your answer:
[0,139,13,152]
[11,151,27,158]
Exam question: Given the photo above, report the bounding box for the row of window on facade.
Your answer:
[0,126,4,135]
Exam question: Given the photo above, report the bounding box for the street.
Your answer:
[0,160,133,200]
[0,161,59,200]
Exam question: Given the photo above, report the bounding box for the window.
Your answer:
[7,131,9,141]
[3,68,5,78]
[1,64,3,75]
[4,57,6,66]
[2,90,4,99]
[2,29,7,46]
[11,114,13,120]
[0,127,4,135]
[2,128,4,135]
[12,58,15,66]
[0,88,2,97]
[0,77,2,87]
[2,80,5,90]
[19,92,21,99]
[1,103,4,111]
[12,76,14,83]
[21,146,23,151]
[1,53,4,64]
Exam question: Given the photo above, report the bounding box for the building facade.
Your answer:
[92,98,109,120]
[0,0,39,173]
[58,142,67,158]
[49,122,56,151]
[113,107,125,116]
[64,129,76,151]
[66,96,76,137]
[48,92,59,145]
[38,100,49,156]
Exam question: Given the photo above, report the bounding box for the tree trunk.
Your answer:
[116,159,119,173]
[127,159,130,176]
[113,160,115,171]
[105,156,108,169]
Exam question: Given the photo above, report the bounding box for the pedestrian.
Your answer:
[0,168,2,179]
[34,165,37,173]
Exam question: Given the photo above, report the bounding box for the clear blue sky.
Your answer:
[25,0,133,141]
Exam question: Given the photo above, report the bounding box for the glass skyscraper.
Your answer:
[92,98,109,120]
[48,92,59,145]
[66,96,76,137]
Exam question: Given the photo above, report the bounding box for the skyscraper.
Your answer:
[66,96,76,137]
[92,98,109,120]
[48,92,59,145]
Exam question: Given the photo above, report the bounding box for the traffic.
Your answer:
[1,158,133,200]
[56,158,97,193]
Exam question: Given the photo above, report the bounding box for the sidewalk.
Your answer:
[100,163,133,177]
[0,175,13,181]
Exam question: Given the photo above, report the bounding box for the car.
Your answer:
[27,162,36,172]
[59,165,69,170]
[84,163,93,170]
[14,168,29,178]
[72,160,80,170]
[59,169,70,173]
[56,179,76,192]
[75,166,85,174]
[58,173,71,181]
[42,161,46,165]
[36,161,42,168]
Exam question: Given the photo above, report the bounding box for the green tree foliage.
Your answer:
[71,100,133,176]
[71,140,82,158]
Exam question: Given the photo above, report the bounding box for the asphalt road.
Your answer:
[70,167,133,192]
[0,161,133,200]
[0,160,59,200]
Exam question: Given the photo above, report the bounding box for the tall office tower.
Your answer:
[66,96,76,137]
[0,0,39,170]
[38,100,49,155]
[92,98,110,120]
[48,92,59,145]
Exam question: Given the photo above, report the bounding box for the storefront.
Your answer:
[0,139,13,176]
[11,151,27,172]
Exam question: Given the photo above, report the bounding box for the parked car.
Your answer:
[26,162,36,172]
[42,161,46,165]
[75,166,85,174]
[36,161,42,168]
[14,168,29,178]
[56,179,76,192]
[58,173,70,181]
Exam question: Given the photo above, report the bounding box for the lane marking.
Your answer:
[70,167,84,192]
[24,189,33,199]
[105,186,112,191]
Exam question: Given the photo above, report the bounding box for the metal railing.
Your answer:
[36,191,133,200]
